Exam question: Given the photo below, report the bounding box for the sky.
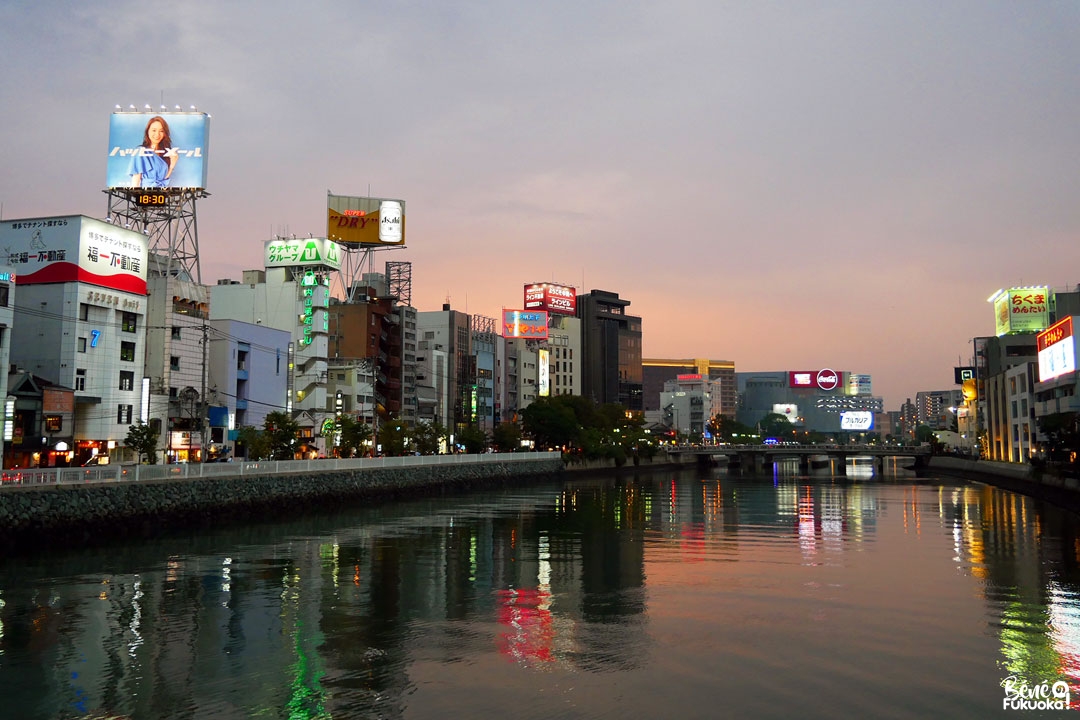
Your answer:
[1,1,1078,410]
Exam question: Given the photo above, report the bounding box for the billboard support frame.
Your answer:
[105,188,206,282]
[335,244,408,302]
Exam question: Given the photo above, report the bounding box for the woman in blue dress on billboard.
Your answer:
[129,115,177,188]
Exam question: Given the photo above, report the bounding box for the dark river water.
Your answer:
[1,463,1080,719]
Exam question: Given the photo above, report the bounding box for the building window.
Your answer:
[121,312,137,333]
[172,326,182,340]
[75,369,86,391]
[119,371,135,391]
[117,404,133,424]
[169,386,178,398]
[45,415,63,432]
[79,303,89,321]
[120,341,136,362]
[0,284,8,307]
[170,356,180,371]
[78,337,87,353]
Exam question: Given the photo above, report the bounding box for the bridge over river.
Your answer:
[666,444,932,474]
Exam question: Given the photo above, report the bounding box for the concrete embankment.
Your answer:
[0,454,564,549]
[561,452,698,475]
[928,456,1080,514]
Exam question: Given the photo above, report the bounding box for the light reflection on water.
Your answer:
[1,466,1080,718]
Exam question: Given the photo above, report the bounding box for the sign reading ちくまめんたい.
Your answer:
[991,287,1050,336]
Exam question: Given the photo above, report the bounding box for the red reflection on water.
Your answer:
[496,588,554,663]
[680,523,705,562]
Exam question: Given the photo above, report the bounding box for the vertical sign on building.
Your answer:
[538,348,550,397]
[1037,316,1076,382]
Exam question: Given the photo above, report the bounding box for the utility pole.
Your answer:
[200,321,208,463]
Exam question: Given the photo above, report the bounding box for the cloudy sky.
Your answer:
[2,1,1078,409]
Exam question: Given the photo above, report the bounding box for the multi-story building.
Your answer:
[914,390,964,430]
[2,215,149,465]
[1033,315,1080,458]
[898,399,918,440]
[736,369,884,435]
[658,374,719,438]
[417,304,473,434]
[205,319,291,458]
[643,358,736,417]
[972,286,1080,461]
[415,341,450,429]
[547,315,582,398]
[143,256,213,463]
[503,338,538,421]
[1033,316,1080,419]
[328,275,402,421]
[0,265,14,461]
[211,237,339,457]
[471,316,498,432]
[5,371,76,468]
[398,305,418,426]
[577,289,642,411]
[325,357,379,453]
[974,333,1040,462]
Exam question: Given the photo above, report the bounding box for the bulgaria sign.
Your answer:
[840,411,874,431]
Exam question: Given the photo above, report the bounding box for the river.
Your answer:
[0,462,1078,718]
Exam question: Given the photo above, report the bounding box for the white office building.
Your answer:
[547,315,581,397]
[211,237,340,457]
[1,216,149,464]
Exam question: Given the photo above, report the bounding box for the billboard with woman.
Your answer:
[106,111,210,190]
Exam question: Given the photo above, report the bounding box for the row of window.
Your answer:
[79,304,141,329]
[76,338,139,361]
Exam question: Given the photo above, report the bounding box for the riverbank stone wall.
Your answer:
[0,457,564,547]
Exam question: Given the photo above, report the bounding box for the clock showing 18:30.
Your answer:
[133,192,168,206]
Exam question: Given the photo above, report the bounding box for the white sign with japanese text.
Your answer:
[0,215,148,294]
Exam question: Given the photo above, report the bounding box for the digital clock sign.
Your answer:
[133,192,169,207]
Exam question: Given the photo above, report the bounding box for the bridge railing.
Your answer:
[666,443,930,454]
[0,451,562,489]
